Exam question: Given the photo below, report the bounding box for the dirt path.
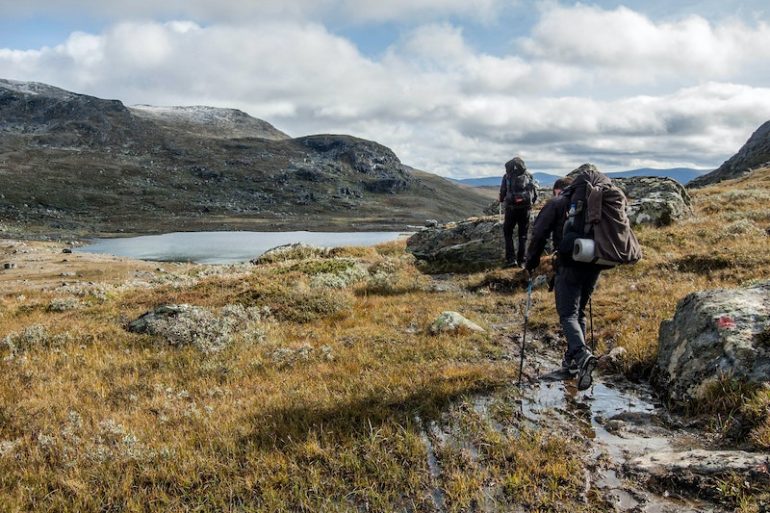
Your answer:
[417,319,749,512]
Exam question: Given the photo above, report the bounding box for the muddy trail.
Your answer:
[416,327,767,513]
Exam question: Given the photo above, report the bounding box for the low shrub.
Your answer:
[2,325,73,354]
[239,281,353,323]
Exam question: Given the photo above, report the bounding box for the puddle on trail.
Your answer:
[521,380,671,460]
[519,378,712,513]
[417,374,714,512]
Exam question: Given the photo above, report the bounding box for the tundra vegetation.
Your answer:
[1,168,769,512]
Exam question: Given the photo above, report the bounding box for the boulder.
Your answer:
[614,176,693,227]
[127,304,200,334]
[653,281,770,407]
[429,311,486,335]
[406,216,505,273]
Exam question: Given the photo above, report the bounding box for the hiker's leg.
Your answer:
[502,207,515,263]
[516,209,530,264]
[554,266,586,360]
[577,268,601,337]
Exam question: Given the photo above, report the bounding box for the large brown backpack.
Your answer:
[560,168,642,267]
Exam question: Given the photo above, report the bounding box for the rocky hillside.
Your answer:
[688,120,770,188]
[0,79,489,235]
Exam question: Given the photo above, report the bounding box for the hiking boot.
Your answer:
[561,357,578,376]
[504,259,518,268]
[575,351,598,391]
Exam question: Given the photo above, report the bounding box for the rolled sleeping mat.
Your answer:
[573,238,618,267]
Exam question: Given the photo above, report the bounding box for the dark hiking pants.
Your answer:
[554,265,601,361]
[503,206,530,264]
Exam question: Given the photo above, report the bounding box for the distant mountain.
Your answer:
[455,168,707,189]
[454,172,563,188]
[688,121,770,188]
[0,78,490,235]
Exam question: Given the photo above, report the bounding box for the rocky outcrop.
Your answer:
[296,134,412,176]
[653,281,770,408]
[688,121,770,188]
[614,176,693,227]
[406,217,506,273]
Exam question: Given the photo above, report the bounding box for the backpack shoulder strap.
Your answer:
[586,182,603,227]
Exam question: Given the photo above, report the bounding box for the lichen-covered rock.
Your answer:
[127,304,265,353]
[406,216,506,273]
[614,176,693,227]
[429,311,486,335]
[251,243,328,264]
[653,281,770,407]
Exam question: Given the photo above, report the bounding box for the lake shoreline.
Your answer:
[0,210,441,244]
[75,230,414,264]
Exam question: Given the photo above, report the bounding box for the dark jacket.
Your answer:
[525,193,569,270]
[499,169,538,206]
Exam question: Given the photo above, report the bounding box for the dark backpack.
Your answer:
[559,169,642,267]
[504,172,534,210]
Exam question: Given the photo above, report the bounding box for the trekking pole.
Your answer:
[589,296,595,353]
[518,275,533,387]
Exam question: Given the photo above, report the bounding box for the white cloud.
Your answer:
[0,0,505,24]
[0,7,769,178]
[521,4,770,83]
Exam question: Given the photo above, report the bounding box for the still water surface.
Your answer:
[76,231,410,264]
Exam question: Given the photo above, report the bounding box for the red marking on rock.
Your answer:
[717,316,736,329]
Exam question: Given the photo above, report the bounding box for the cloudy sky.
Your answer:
[1,1,769,178]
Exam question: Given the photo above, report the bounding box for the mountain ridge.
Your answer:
[455,167,708,189]
[0,79,489,236]
[688,120,770,188]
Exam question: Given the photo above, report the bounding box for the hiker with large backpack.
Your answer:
[524,164,641,390]
[499,156,538,268]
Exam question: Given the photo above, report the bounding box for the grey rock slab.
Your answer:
[629,449,769,477]
[614,176,693,227]
[654,280,770,407]
[406,216,507,273]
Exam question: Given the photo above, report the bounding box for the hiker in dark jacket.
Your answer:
[499,157,538,267]
[524,173,599,390]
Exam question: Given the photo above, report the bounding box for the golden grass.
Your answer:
[0,237,599,511]
[1,168,768,510]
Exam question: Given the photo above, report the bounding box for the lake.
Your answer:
[76,231,411,264]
